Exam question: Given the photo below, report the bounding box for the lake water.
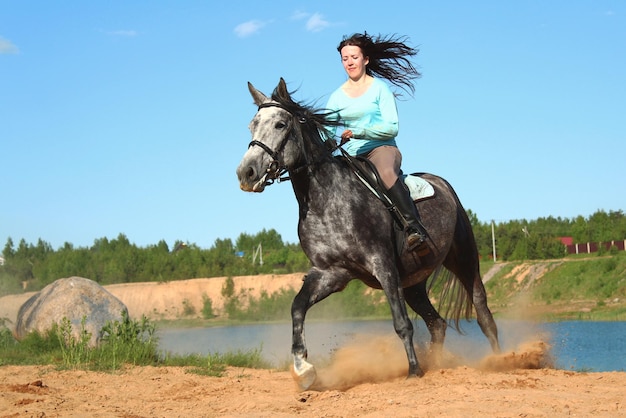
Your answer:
[158,320,626,372]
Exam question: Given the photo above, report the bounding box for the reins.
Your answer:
[250,99,409,233]
[248,102,323,187]
[250,102,397,206]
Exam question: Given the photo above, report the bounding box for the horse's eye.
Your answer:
[275,121,287,129]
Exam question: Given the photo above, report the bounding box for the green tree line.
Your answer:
[1,209,625,296]
[469,209,626,261]
[0,229,308,295]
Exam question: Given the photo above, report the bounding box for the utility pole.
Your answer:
[491,220,497,262]
[252,242,263,266]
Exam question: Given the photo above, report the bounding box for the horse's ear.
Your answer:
[248,82,269,106]
[277,78,288,97]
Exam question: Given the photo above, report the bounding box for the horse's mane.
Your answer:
[270,82,340,151]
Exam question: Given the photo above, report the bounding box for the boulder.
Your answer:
[15,276,128,346]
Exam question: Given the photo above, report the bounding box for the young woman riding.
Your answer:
[326,32,430,255]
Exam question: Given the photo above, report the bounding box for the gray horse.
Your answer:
[237,79,500,390]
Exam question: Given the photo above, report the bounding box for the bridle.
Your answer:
[247,102,309,188]
[247,101,398,220]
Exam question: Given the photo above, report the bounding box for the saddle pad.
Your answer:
[403,174,435,201]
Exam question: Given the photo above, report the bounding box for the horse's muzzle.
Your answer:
[237,163,266,193]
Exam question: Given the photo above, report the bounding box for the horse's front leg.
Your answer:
[291,267,350,390]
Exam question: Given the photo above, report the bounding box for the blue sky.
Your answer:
[1,1,624,250]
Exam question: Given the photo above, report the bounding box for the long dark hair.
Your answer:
[338,32,421,95]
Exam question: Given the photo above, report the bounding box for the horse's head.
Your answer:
[237,78,337,193]
[236,79,303,193]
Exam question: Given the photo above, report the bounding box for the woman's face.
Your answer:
[340,45,369,80]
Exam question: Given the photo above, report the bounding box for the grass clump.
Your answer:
[162,346,271,377]
[96,311,159,370]
[0,321,64,366]
[201,294,216,319]
[56,317,93,368]
[0,313,269,376]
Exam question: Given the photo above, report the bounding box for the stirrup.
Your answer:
[407,231,430,256]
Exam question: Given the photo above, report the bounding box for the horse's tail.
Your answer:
[428,266,473,332]
[426,176,479,332]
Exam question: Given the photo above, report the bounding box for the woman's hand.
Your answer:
[340,129,353,146]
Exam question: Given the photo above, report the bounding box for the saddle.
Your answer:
[340,155,435,202]
[336,154,436,257]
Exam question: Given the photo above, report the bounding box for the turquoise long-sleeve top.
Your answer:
[326,77,399,156]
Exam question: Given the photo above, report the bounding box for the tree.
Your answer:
[2,237,15,259]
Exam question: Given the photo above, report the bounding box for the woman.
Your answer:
[326,32,429,255]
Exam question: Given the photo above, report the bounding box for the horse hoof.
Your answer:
[291,359,317,391]
[408,365,425,379]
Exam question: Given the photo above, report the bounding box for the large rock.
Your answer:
[15,276,128,346]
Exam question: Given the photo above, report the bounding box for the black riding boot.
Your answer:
[387,178,430,256]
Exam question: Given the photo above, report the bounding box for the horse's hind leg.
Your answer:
[444,256,500,352]
[377,271,424,379]
[404,281,447,366]
[471,276,501,352]
[444,212,501,353]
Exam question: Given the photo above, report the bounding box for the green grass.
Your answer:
[0,313,270,377]
[484,252,626,320]
[535,256,625,302]
[161,346,271,376]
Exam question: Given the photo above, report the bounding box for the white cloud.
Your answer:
[291,10,309,21]
[234,20,268,38]
[234,12,330,38]
[305,13,330,32]
[0,36,19,54]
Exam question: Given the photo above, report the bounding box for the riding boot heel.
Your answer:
[387,178,431,256]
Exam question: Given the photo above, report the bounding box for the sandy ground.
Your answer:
[1,359,625,417]
[2,274,626,416]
